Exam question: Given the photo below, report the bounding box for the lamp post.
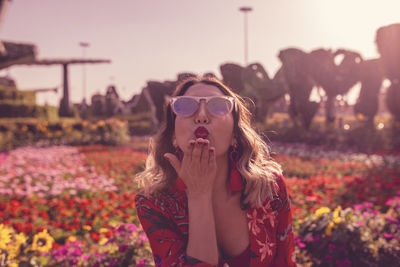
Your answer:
[79,42,90,103]
[239,6,252,66]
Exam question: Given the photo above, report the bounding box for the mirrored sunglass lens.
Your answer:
[208,98,232,115]
[173,98,198,116]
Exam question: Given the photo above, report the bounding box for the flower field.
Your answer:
[1,142,400,266]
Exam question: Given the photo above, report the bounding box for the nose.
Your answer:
[194,101,209,124]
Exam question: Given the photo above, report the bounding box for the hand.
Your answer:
[164,138,217,198]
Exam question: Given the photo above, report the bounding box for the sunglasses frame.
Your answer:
[170,95,235,117]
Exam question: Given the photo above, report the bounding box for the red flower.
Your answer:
[24,222,33,234]
[13,222,24,232]
[90,231,100,242]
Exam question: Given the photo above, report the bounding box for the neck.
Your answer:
[212,155,230,194]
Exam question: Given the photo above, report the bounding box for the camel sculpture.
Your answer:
[220,62,287,123]
[376,23,400,122]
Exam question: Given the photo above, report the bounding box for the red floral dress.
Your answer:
[135,173,296,267]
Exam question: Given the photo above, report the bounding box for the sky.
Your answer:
[1,0,399,106]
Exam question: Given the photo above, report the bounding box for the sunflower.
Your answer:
[8,232,28,260]
[0,224,13,250]
[31,229,55,253]
[314,207,331,218]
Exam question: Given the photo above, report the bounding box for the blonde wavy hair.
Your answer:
[136,76,282,207]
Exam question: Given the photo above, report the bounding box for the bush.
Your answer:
[260,113,396,151]
[297,195,400,266]
[0,118,130,151]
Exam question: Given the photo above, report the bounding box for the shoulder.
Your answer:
[261,173,290,212]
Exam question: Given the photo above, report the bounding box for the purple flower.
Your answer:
[328,243,336,250]
[107,259,118,267]
[336,259,352,267]
[324,254,333,262]
[298,242,306,248]
[137,259,148,267]
[125,223,137,233]
[119,244,129,253]
[82,255,91,261]
[364,202,373,209]
[384,233,395,239]
[68,258,78,265]
[139,233,148,242]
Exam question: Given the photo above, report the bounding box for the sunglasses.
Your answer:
[170,96,235,117]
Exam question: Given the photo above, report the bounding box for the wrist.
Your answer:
[187,192,213,206]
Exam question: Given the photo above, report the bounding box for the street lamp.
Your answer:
[239,6,252,66]
[79,42,90,103]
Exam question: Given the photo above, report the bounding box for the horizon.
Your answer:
[1,0,399,106]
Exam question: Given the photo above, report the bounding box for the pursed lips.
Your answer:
[194,126,209,139]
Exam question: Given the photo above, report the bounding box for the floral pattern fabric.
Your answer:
[135,174,296,267]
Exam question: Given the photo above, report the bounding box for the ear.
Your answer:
[172,134,177,147]
[231,136,238,147]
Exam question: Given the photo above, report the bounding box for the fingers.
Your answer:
[208,146,216,167]
[191,138,204,160]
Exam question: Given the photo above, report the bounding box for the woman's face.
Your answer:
[173,83,235,157]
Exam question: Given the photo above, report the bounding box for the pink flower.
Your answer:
[247,209,263,235]
[256,238,275,262]
[136,259,148,267]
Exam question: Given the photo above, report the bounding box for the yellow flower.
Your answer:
[0,224,13,250]
[97,120,105,127]
[83,225,92,231]
[325,222,335,236]
[108,244,119,254]
[99,228,108,234]
[8,262,19,267]
[333,206,342,224]
[31,229,55,253]
[8,232,28,260]
[99,237,108,245]
[333,216,342,224]
[66,236,77,243]
[315,207,331,218]
[37,124,47,132]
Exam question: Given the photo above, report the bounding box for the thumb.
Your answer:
[163,153,181,173]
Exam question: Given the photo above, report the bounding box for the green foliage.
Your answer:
[297,197,400,267]
[386,83,400,122]
[0,118,130,151]
[114,112,156,136]
[0,103,54,118]
[0,86,36,105]
[260,113,397,151]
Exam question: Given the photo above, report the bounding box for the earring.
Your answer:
[229,145,242,191]
[174,146,183,161]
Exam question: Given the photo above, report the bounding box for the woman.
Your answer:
[135,76,296,267]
